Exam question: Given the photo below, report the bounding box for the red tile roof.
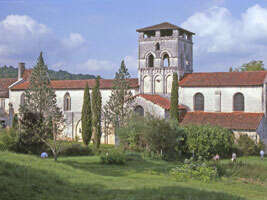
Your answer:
[180,112,264,130]
[0,78,17,98]
[11,78,139,90]
[136,94,186,110]
[179,71,267,87]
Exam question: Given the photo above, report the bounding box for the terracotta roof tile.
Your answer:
[11,78,139,90]
[136,94,186,110]
[0,78,17,98]
[179,71,267,87]
[180,112,264,130]
[136,22,195,35]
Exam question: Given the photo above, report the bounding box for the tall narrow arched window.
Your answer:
[20,93,25,106]
[233,93,244,111]
[163,54,170,67]
[194,93,204,111]
[64,92,71,111]
[155,43,160,51]
[148,54,154,68]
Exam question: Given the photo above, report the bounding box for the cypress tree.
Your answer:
[81,83,92,145]
[170,72,179,121]
[92,76,102,148]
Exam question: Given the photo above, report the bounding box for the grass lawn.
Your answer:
[0,152,267,200]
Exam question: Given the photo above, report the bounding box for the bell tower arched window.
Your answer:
[233,93,244,111]
[163,54,170,67]
[155,43,160,51]
[148,54,154,68]
[194,93,204,111]
[64,92,71,111]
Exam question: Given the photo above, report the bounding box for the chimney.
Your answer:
[18,62,25,80]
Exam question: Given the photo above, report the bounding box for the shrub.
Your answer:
[170,158,218,182]
[183,124,234,159]
[100,149,126,165]
[118,116,186,160]
[236,134,265,156]
[0,128,19,152]
[59,142,93,156]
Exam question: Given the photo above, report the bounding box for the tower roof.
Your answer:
[136,22,195,35]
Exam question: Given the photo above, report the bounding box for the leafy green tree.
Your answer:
[231,60,265,72]
[103,60,134,144]
[240,60,265,71]
[92,76,102,148]
[81,83,92,145]
[19,52,64,161]
[118,116,186,160]
[183,124,234,159]
[170,72,179,121]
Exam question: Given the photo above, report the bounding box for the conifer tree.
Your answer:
[19,52,64,161]
[170,72,179,121]
[103,60,133,144]
[81,83,92,145]
[92,76,102,148]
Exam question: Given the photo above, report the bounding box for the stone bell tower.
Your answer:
[136,22,194,95]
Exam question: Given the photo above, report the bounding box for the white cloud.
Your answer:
[0,15,86,66]
[181,4,267,71]
[62,33,85,49]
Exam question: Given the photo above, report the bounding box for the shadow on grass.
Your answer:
[0,159,246,200]
[59,159,176,177]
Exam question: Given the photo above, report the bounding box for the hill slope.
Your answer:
[0,65,96,80]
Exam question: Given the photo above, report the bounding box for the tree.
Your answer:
[170,72,179,121]
[19,52,64,161]
[103,60,134,144]
[183,124,234,159]
[81,83,92,145]
[231,60,265,72]
[92,76,102,148]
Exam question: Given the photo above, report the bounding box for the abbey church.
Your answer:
[1,22,267,148]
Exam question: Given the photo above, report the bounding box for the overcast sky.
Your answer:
[1,0,267,78]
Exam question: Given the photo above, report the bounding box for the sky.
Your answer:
[1,0,267,78]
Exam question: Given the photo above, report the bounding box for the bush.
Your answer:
[236,134,265,156]
[170,158,218,182]
[0,128,19,152]
[183,124,234,159]
[118,116,186,160]
[59,142,93,156]
[100,149,126,165]
[91,144,115,155]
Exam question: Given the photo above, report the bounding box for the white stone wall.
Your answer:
[134,96,166,119]
[9,88,138,144]
[180,86,264,112]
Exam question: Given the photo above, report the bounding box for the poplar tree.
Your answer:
[81,83,92,145]
[92,76,102,148]
[170,72,179,121]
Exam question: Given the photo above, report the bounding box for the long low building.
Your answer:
[1,22,267,148]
